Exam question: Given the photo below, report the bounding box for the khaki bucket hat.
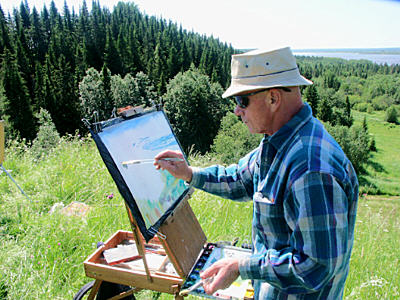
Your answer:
[222,47,313,98]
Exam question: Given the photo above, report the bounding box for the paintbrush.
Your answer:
[122,157,184,166]
[179,280,204,296]
[179,277,213,296]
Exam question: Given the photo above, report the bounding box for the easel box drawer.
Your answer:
[83,230,183,295]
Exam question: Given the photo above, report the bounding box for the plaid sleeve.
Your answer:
[190,150,258,202]
[239,172,350,293]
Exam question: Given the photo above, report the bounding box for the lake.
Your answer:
[293,51,400,65]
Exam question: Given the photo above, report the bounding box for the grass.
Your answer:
[344,195,400,299]
[0,110,399,299]
[353,110,400,196]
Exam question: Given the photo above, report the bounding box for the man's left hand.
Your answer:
[200,258,240,295]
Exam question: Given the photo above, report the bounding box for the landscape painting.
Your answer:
[98,111,189,228]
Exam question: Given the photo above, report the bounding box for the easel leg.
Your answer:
[87,279,102,300]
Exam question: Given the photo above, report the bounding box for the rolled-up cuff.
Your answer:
[186,167,204,188]
[238,257,260,280]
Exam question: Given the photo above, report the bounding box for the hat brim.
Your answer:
[222,70,313,98]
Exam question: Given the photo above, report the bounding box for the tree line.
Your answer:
[1,0,399,175]
[0,0,235,141]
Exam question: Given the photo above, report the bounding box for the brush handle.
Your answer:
[122,157,184,166]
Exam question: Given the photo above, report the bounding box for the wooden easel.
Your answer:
[84,190,207,299]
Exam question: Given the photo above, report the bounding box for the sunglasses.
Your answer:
[234,87,291,108]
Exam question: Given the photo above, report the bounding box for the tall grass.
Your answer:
[0,136,131,299]
[344,195,400,299]
[0,114,399,299]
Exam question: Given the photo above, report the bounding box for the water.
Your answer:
[293,51,400,65]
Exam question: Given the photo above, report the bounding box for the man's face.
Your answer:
[233,89,273,135]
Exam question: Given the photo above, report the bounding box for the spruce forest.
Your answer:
[0,0,235,142]
[0,1,400,299]
[1,0,400,177]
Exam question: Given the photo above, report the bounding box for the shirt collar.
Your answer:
[264,103,312,151]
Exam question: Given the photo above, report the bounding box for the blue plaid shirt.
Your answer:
[190,103,358,299]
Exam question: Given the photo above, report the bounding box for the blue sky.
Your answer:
[3,0,400,50]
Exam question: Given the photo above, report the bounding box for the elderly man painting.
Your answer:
[155,47,358,299]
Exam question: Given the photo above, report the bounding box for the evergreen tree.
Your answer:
[19,0,31,29]
[316,97,333,124]
[343,96,353,127]
[104,25,123,75]
[0,50,35,140]
[101,64,114,118]
[0,6,13,53]
[304,84,319,116]
[31,108,60,158]
[30,7,47,62]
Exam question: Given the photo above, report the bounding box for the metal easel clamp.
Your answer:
[149,228,167,240]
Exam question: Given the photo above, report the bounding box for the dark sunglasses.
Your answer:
[234,87,291,108]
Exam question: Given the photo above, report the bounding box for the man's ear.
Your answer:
[269,89,281,112]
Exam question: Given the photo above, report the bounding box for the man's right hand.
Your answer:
[154,150,193,183]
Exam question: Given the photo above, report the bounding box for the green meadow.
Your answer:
[353,110,400,196]
[0,110,399,299]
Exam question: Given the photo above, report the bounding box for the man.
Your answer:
[154,47,358,299]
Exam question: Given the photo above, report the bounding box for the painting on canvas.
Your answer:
[97,110,189,229]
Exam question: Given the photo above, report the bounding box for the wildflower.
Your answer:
[107,193,114,200]
[58,242,61,246]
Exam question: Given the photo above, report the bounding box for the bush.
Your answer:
[371,95,394,111]
[354,102,370,112]
[211,112,262,164]
[325,124,370,174]
[31,109,60,159]
[385,106,398,124]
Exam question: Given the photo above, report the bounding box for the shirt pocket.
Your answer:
[253,191,283,219]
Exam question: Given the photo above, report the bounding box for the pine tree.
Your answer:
[0,6,13,53]
[0,50,35,140]
[104,26,123,75]
[344,96,353,127]
[127,26,142,73]
[101,64,114,119]
[19,0,31,29]
[30,7,47,62]
[304,85,319,116]
[316,97,333,124]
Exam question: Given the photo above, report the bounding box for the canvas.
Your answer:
[90,109,190,241]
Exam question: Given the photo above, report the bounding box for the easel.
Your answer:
[84,189,207,299]
[82,107,253,299]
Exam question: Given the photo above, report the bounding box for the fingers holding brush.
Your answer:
[154,150,193,182]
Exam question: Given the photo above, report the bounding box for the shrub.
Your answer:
[31,109,60,159]
[211,112,262,164]
[385,106,398,124]
[325,124,370,174]
[371,95,394,111]
[354,102,370,112]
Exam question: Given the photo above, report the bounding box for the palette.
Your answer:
[181,243,254,299]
